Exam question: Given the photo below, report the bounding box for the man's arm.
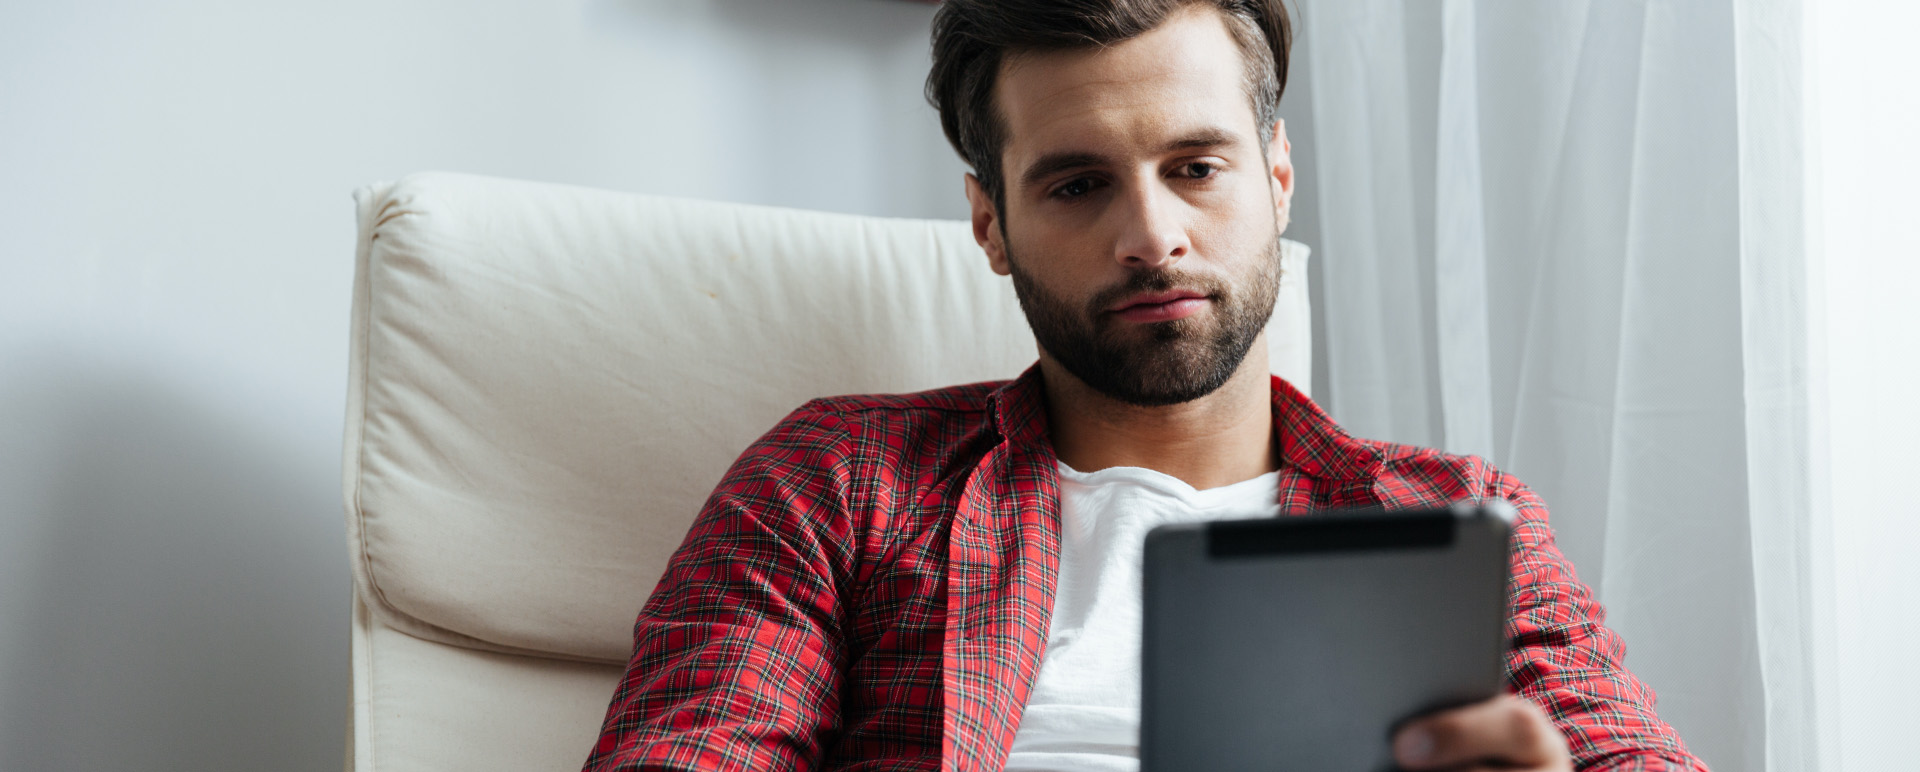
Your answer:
[582,405,859,772]
[1489,474,1707,771]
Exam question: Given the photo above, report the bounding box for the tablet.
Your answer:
[1140,501,1516,771]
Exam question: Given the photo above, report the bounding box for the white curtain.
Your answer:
[1291,1,1826,769]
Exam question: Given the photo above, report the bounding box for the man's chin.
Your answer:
[1098,377,1231,407]
[1062,349,1242,407]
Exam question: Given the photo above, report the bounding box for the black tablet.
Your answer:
[1140,501,1516,771]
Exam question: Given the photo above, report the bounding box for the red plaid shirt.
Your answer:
[585,366,1705,771]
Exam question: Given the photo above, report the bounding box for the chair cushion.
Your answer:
[343,171,1313,663]
[349,598,621,772]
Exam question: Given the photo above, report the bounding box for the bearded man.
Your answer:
[583,1,1705,770]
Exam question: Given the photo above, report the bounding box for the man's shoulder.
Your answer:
[1352,435,1517,507]
[1270,377,1519,506]
[751,379,1009,462]
[796,379,1007,420]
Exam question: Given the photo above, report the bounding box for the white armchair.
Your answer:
[340,172,1313,771]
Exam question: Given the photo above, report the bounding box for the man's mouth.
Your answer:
[1108,290,1211,323]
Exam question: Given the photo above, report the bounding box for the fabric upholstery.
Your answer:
[348,597,621,772]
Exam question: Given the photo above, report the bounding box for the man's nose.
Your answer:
[1111,182,1192,269]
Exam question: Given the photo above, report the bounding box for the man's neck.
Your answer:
[1039,348,1278,491]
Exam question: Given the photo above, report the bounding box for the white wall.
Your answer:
[1811,0,1920,768]
[0,1,967,769]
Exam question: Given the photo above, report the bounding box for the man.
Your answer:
[584,1,1705,770]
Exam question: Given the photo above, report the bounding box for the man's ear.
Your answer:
[1267,118,1294,233]
[965,173,1012,276]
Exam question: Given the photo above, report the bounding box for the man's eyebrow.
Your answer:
[1163,127,1241,152]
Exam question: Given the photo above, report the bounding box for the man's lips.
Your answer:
[1108,290,1211,323]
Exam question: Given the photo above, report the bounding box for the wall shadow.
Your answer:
[592,0,937,55]
[586,0,970,221]
[0,355,347,772]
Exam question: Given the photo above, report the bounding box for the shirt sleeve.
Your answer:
[583,405,860,772]
[1494,473,1712,772]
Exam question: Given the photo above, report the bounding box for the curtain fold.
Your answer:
[1730,1,1834,769]
[1432,0,1496,461]
[1296,0,1823,768]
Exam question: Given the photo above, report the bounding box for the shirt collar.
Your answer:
[987,364,1053,449]
[986,364,1384,483]
[1269,374,1384,482]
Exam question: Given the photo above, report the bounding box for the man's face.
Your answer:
[967,5,1293,407]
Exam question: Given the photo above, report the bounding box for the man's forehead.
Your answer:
[994,6,1255,165]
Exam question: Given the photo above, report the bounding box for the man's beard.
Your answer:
[1006,234,1282,407]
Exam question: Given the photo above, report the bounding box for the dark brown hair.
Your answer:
[926,0,1293,212]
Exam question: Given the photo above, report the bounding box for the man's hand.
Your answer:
[1392,694,1573,771]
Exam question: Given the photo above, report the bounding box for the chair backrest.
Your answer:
[341,171,1313,770]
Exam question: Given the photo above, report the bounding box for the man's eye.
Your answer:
[1054,178,1099,199]
[1181,162,1219,179]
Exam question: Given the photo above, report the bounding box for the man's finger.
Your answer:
[1392,694,1566,770]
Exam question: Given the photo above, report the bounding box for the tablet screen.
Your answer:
[1140,502,1514,771]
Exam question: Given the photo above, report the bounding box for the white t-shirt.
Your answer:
[1002,463,1282,772]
